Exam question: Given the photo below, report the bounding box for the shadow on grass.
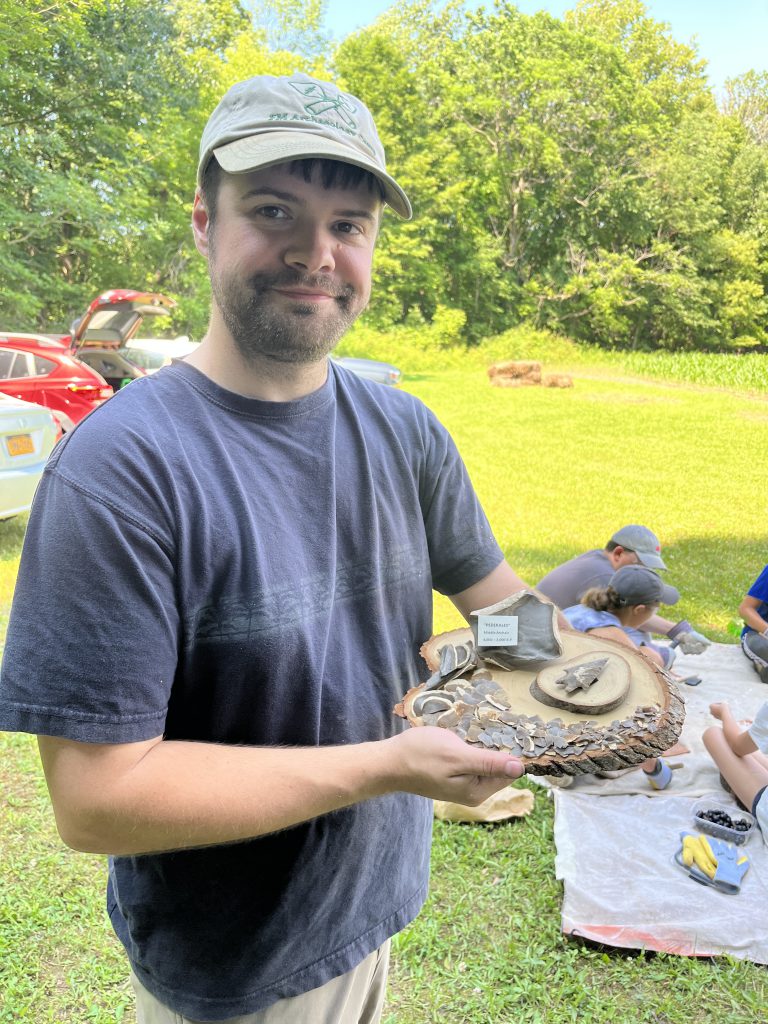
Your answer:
[510,536,767,597]
[567,934,741,971]
[507,535,767,643]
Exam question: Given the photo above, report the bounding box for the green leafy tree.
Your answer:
[0,0,251,331]
[338,0,766,349]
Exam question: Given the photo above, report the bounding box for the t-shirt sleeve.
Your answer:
[748,566,768,603]
[748,702,768,753]
[417,410,503,596]
[0,467,179,743]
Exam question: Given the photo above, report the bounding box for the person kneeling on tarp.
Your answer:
[563,564,680,790]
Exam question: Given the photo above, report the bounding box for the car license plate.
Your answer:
[7,434,34,456]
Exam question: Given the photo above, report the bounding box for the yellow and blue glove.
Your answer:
[677,831,750,895]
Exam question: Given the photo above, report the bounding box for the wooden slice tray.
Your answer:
[394,628,685,777]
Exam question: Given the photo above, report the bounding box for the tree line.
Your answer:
[2,0,766,349]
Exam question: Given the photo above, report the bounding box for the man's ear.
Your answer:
[192,191,211,258]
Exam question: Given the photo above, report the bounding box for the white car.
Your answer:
[120,336,199,373]
[0,394,58,520]
[333,356,401,386]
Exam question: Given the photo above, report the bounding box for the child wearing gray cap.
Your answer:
[564,564,680,670]
[562,564,683,789]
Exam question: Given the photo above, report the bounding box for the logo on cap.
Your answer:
[289,82,358,130]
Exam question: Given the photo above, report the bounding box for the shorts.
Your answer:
[753,786,768,842]
[130,941,390,1024]
[742,632,768,679]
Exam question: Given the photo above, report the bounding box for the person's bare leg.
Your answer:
[703,726,768,811]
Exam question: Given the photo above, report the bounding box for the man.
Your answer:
[0,75,531,1023]
[536,525,710,660]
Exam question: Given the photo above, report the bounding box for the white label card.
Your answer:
[477,615,518,646]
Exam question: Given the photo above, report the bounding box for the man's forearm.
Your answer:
[742,606,768,634]
[39,729,522,856]
[645,613,674,636]
[40,735,400,855]
[450,560,570,630]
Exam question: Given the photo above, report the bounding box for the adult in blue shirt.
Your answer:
[739,566,768,684]
[536,524,710,660]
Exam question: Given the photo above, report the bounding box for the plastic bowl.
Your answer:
[691,799,756,846]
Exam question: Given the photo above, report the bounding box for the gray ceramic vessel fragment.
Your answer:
[470,589,562,670]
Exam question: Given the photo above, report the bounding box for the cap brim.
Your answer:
[659,582,679,605]
[211,132,412,219]
[636,550,667,571]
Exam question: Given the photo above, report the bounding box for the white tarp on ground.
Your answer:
[549,642,768,961]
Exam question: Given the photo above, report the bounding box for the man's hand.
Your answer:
[667,619,710,655]
[387,727,524,807]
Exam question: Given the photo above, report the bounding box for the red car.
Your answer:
[0,333,114,433]
[0,290,177,431]
[66,290,177,392]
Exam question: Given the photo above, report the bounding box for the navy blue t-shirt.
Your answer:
[743,565,768,637]
[0,361,503,1019]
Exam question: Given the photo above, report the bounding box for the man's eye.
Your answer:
[255,206,288,219]
[335,221,362,235]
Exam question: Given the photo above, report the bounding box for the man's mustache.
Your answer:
[247,271,355,300]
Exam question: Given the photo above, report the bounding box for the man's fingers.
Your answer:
[476,751,525,780]
[430,728,524,779]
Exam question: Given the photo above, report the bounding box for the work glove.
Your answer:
[667,619,711,655]
[678,832,750,895]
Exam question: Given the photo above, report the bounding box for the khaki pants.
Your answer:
[130,941,390,1024]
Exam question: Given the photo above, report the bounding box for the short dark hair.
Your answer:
[199,156,222,220]
[605,540,632,554]
[198,156,386,225]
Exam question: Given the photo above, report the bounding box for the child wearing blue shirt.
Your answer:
[739,566,768,684]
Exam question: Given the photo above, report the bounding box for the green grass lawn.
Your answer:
[2,351,767,1021]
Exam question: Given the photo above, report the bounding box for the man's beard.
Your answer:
[210,266,366,366]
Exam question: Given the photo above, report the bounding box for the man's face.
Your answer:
[195,163,380,366]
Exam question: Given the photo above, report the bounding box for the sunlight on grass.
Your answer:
[406,370,766,640]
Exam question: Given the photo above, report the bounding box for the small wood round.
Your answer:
[529,652,631,715]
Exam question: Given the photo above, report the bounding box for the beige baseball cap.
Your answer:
[198,73,412,219]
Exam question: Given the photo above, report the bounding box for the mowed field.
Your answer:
[1,359,767,1022]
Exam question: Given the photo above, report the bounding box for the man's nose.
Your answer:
[284,225,335,274]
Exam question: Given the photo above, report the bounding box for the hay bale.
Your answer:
[487,360,542,381]
[542,374,573,388]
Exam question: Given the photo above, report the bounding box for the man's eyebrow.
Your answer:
[239,186,303,204]
[238,186,378,222]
